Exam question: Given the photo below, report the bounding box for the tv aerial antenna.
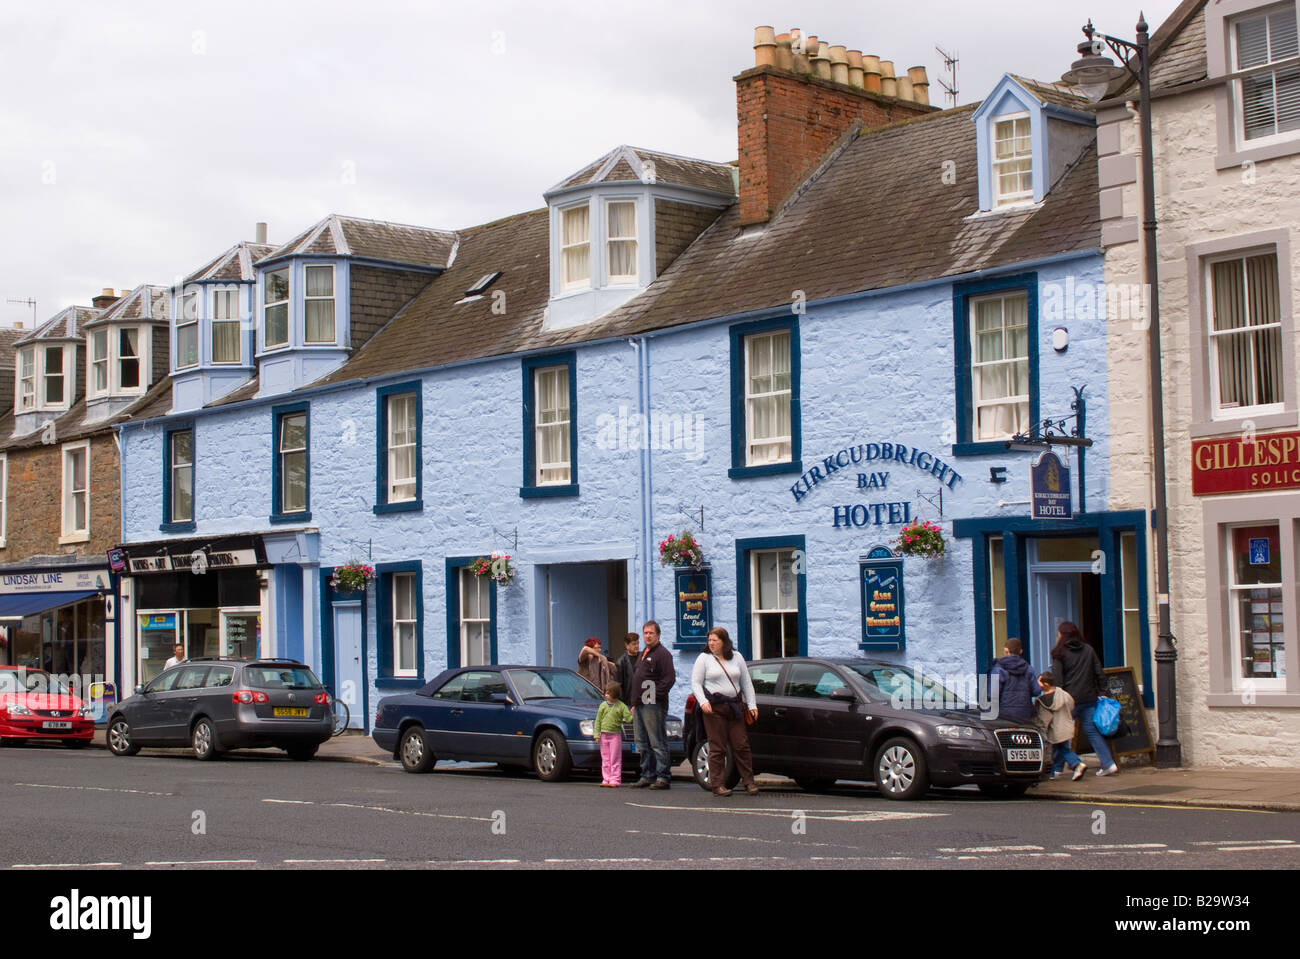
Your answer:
[935,45,959,106]
[6,297,36,327]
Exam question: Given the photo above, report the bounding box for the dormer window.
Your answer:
[606,200,638,283]
[91,331,108,394]
[119,329,140,389]
[18,348,35,411]
[44,346,64,405]
[212,288,241,363]
[88,326,147,397]
[561,204,591,291]
[177,287,200,368]
[304,265,335,343]
[264,269,290,348]
[993,114,1033,207]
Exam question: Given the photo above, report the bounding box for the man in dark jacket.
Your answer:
[631,620,675,789]
[614,633,639,707]
[989,637,1040,723]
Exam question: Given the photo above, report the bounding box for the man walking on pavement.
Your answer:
[631,620,675,789]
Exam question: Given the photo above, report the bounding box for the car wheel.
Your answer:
[192,718,220,761]
[875,737,929,801]
[690,739,738,791]
[399,725,436,773]
[978,782,1030,798]
[794,776,836,793]
[532,729,573,782]
[287,746,318,762]
[107,716,140,756]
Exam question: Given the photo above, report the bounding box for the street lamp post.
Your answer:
[1062,15,1182,767]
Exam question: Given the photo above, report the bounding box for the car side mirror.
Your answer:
[489,692,512,706]
[134,685,146,695]
[829,688,857,703]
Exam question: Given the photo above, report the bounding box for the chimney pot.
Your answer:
[896,76,915,101]
[754,26,777,68]
[790,28,811,72]
[908,67,931,106]
[256,222,268,244]
[829,45,849,85]
[812,42,832,80]
[880,60,898,98]
[775,32,793,71]
[862,54,882,93]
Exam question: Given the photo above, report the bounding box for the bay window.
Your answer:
[119,329,140,389]
[561,204,591,291]
[264,269,290,348]
[304,266,335,343]
[18,348,34,410]
[91,330,109,395]
[177,288,199,368]
[212,288,241,363]
[606,200,638,283]
[44,346,64,405]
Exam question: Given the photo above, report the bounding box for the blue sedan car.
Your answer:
[372,665,685,781]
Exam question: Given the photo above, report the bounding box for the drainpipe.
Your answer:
[630,337,655,625]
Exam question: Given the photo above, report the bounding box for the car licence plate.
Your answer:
[1006,748,1041,762]
[42,721,72,730]
[273,708,309,718]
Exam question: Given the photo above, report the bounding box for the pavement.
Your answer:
[90,728,1300,812]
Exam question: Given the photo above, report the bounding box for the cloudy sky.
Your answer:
[0,0,1181,330]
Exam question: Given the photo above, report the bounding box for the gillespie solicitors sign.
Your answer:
[1192,429,1300,495]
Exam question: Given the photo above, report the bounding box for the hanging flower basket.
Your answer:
[894,520,946,559]
[330,560,375,592]
[659,531,704,570]
[471,553,515,587]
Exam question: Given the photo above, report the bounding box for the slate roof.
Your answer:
[0,327,23,416]
[1009,75,1091,113]
[184,242,276,283]
[258,215,458,269]
[0,377,171,451]
[304,102,1097,391]
[548,145,736,196]
[1112,0,1208,99]
[83,284,170,327]
[14,305,98,346]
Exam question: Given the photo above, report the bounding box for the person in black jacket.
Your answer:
[614,633,639,707]
[988,636,1039,722]
[1050,622,1117,776]
[630,620,675,789]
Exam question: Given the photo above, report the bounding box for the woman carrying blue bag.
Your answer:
[1050,622,1119,777]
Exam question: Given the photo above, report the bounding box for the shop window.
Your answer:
[61,441,89,540]
[737,536,806,659]
[445,557,497,668]
[377,562,423,685]
[1227,523,1285,688]
[521,353,578,498]
[162,426,196,532]
[729,318,802,479]
[952,274,1039,455]
[270,403,310,523]
[375,382,421,513]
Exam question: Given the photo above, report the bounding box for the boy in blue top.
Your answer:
[594,682,633,787]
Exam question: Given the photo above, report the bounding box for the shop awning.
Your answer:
[0,590,99,621]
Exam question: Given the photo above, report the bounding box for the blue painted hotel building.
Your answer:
[114,59,1153,729]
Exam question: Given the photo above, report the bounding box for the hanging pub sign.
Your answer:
[674,566,712,648]
[1031,450,1072,519]
[860,546,904,652]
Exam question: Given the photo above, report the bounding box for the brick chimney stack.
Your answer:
[92,288,121,310]
[736,25,935,226]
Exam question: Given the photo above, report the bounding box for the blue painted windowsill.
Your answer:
[519,483,579,499]
[728,460,803,480]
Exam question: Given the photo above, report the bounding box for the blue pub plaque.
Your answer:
[860,546,904,652]
[1031,450,1072,520]
[674,566,712,648]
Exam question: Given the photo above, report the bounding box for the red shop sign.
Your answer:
[1192,430,1300,495]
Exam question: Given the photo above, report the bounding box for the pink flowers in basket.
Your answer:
[893,520,946,559]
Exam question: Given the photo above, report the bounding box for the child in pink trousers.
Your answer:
[594,681,633,786]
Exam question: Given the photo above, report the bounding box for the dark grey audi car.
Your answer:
[107,658,333,761]
[685,656,1045,799]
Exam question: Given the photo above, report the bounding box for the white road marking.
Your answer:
[1085,849,1186,856]
[284,859,386,864]
[623,802,945,822]
[17,782,173,797]
[939,844,1044,853]
[1063,842,1167,851]
[1213,844,1299,852]
[144,860,258,866]
[543,858,657,863]
[632,830,782,844]
[263,799,315,805]
[438,859,522,865]
[327,801,493,823]
[13,862,122,869]
[1192,839,1296,846]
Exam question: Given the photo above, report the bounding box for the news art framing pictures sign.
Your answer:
[126,547,260,575]
[0,568,111,595]
[674,566,713,648]
[1031,450,1072,519]
[1192,430,1300,495]
[860,546,904,652]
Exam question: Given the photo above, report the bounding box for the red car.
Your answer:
[0,667,95,747]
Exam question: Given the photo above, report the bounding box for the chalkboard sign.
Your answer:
[1070,666,1154,762]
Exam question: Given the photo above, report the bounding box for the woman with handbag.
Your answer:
[1050,621,1119,777]
[690,627,759,797]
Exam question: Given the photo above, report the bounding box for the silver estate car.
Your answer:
[107,658,333,761]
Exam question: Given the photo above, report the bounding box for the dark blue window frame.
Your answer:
[375,560,424,690]
[270,401,311,524]
[951,272,1039,457]
[729,317,802,479]
[734,535,808,659]
[374,380,423,514]
[160,421,196,533]
[520,351,579,498]
[445,556,498,668]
